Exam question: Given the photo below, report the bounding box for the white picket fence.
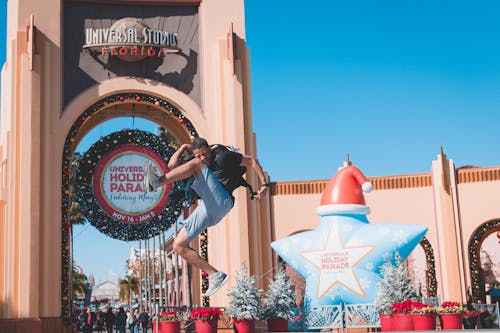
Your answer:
[297,302,499,332]
[302,304,379,332]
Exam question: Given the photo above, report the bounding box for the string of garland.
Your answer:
[61,92,198,326]
[419,237,437,297]
[468,219,500,303]
[200,229,209,307]
[77,129,183,241]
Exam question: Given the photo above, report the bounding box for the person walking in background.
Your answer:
[96,310,105,333]
[115,306,127,333]
[105,306,115,333]
[128,309,137,333]
[138,309,149,333]
[83,307,94,333]
[143,138,268,296]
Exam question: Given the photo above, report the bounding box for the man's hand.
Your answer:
[254,184,269,200]
[168,143,193,169]
[180,143,191,153]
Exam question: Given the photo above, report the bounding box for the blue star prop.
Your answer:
[271,214,427,306]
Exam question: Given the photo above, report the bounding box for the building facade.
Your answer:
[0,0,499,332]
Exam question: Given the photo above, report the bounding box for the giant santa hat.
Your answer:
[316,159,373,216]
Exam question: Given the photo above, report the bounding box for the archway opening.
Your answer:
[62,92,202,325]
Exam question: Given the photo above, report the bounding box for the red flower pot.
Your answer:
[153,322,161,333]
[267,318,289,332]
[379,314,393,331]
[412,314,436,331]
[440,313,463,330]
[392,313,414,331]
[232,318,256,333]
[160,321,180,333]
[195,318,218,333]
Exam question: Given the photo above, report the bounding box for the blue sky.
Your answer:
[2,1,500,284]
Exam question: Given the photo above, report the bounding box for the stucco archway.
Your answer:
[468,219,500,303]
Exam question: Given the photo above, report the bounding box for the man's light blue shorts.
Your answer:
[179,166,234,242]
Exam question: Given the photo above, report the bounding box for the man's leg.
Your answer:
[144,159,201,193]
[173,227,229,296]
[173,227,218,275]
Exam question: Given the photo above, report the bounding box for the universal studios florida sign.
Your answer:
[83,17,180,61]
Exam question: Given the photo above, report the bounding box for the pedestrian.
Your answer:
[128,309,137,333]
[104,306,115,333]
[77,310,85,332]
[96,310,105,333]
[143,137,268,296]
[138,309,149,333]
[115,306,127,333]
[83,307,94,333]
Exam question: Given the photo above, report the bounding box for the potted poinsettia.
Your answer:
[190,307,222,333]
[410,301,437,331]
[391,300,415,331]
[226,265,263,333]
[262,266,296,332]
[159,311,182,333]
[437,301,465,329]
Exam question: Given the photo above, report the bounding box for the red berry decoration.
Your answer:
[201,271,208,277]
[179,118,185,125]
[119,96,125,102]
[136,96,142,102]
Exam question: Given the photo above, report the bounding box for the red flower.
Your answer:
[392,300,415,314]
[441,301,460,308]
[464,311,479,318]
[159,311,179,321]
[190,308,222,321]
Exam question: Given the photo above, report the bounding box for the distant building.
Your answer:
[92,281,120,304]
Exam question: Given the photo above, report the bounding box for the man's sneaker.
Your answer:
[204,272,229,297]
[143,160,160,193]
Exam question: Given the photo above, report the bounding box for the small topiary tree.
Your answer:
[375,252,418,314]
[226,264,263,320]
[263,266,296,320]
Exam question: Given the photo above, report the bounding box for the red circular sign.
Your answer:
[92,145,172,223]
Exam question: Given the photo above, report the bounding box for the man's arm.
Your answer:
[167,143,191,170]
[241,154,269,199]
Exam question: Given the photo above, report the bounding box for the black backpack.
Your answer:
[169,145,257,206]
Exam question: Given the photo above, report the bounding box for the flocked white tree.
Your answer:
[226,264,263,320]
[262,266,296,320]
[375,252,418,314]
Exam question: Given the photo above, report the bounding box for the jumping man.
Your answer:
[143,137,269,296]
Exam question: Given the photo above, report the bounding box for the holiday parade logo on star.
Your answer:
[301,223,375,298]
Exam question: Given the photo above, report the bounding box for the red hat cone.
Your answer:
[317,165,373,216]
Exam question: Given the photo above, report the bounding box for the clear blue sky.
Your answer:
[2,1,500,284]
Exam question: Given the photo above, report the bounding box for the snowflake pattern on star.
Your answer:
[365,262,374,271]
[393,229,409,246]
[280,242,291,253]
[342,224,353,233]
[359,276,371,288]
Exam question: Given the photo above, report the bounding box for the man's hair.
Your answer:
[190,137,209,150]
